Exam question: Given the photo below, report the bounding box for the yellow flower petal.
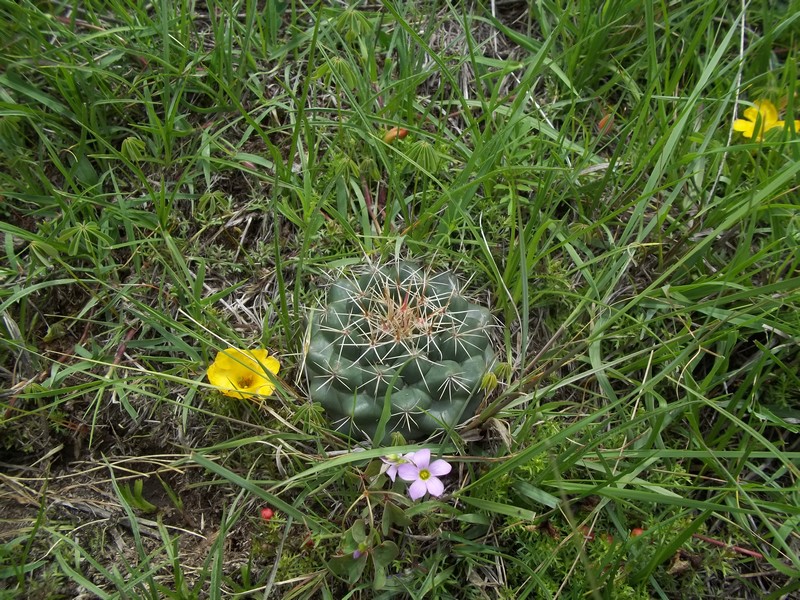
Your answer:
[732,119,755,138]
[742,106,761,123]
[735,99,784,141]
[753,99,778,125]
[207,348,281,399]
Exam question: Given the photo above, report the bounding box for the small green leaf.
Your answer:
[118,479,158,514]
[458,496,538,521]
[121,137,147,162]
[481,371,498,392]
[389,431,407,446]
[29,240,60,267]
[513,481,560,509]
[370,540,398,569]
[350,519,367,544]
[455,512,491,525]
[383,501,412,530]
[311,62,331,80]
[70,151,99,186]
[373,565,387,590]
[364,459,383,478]
[327,553,368,584]
[493,362,513,380]
[42,323,67,343]
[753,405,800,431]
[157,474,184,511]
[406,140,441,173]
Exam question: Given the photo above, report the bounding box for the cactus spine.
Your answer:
[305,261,495,441]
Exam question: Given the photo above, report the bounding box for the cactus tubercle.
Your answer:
[305,261,496,441]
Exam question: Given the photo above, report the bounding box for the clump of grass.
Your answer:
[2,0,799,598]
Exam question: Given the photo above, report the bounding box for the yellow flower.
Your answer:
[207,348,280,398]
[732,99,800,140]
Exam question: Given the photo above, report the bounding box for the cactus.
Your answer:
[305,261,496,441]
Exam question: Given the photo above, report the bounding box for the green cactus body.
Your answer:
[305,261,495,441]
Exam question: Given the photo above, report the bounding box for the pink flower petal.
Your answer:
[425,476,444,497]
[397,463,419,482]
[427,459,451,477]
[408,479,427,500]
[412,449,430,469]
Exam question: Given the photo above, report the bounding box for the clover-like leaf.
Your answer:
[381,501,412,536]
[370,540,399,570]
[327,552,368,584]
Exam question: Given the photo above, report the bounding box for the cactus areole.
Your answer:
[305,261,496,441]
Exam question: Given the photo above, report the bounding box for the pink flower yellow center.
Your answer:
[419,469,430,480]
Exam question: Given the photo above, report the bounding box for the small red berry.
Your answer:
[597,112,615,135]
[260,507,274,521]
[631,527,645,537]
[383,127,409,143]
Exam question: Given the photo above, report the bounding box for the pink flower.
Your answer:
[381,453,413,482]
[397,449,452,500]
